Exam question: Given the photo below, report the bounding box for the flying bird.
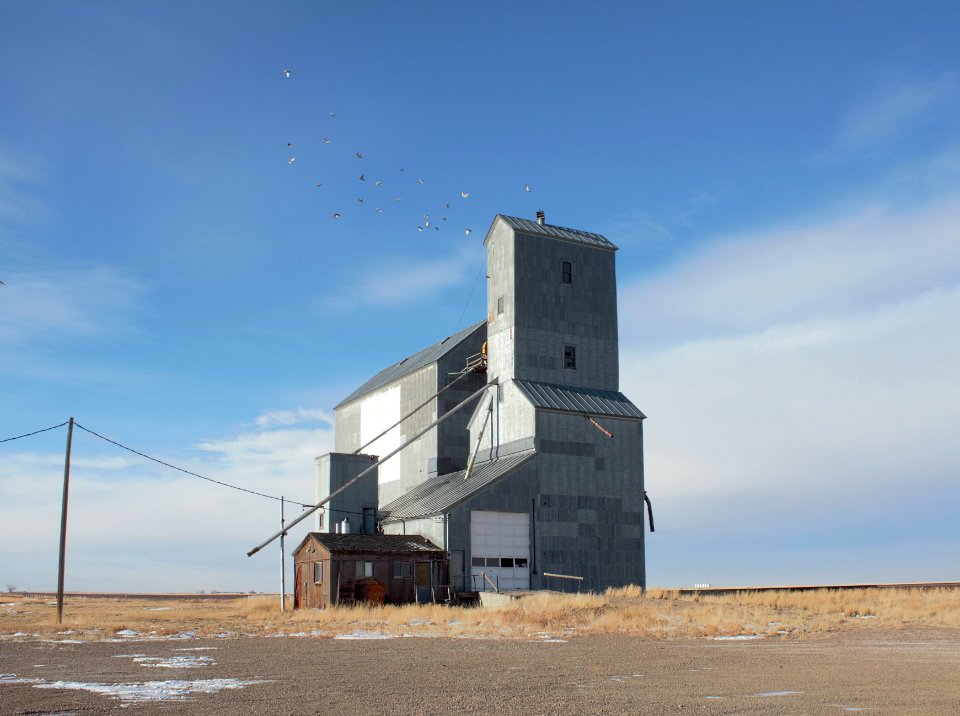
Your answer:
[287,157,296,164]
[418,178,425,184]
[355,152,363,159]
[283,68,291,77]
[359,174,365,181]
[316,182,323,187]
[465,228,472,235]
[524,184,532,192]
[425,220,430,228]
[376,207,382,214]
[357,197,365,205]
[329,112,336,117]
[287,142,294,148]
[417,226,424,233]
[323,138,331,144]
[375,180,382,187]
[333,212,341,219]
[444,203,451,209]
[460,191,470,198]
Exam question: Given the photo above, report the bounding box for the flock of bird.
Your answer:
[281,68,533,237]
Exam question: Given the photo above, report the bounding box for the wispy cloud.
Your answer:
[317,243,483,310]
[815,73,957,162]
[0,265,147,346]
[602,191,720,249]
[619,193,960,540]
[253,407,333,429]
[0,407,337,591]
[620,193,960,349]
[0,148,47,224]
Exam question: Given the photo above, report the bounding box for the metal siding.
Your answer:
[514,380,645,419]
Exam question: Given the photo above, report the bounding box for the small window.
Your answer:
[313,562,323,584]
[515,558,528,568]
[393,560,412,579]
[472,557,485,567]
[500,558,514,568]
[561,260,572,284]
[497,295,504,315]
[564,345,577,370]
[356,561,373,578]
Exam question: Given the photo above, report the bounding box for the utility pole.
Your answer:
[56,417,74,625]
[279,496,286,612]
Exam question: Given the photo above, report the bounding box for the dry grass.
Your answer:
[3,587,959,642]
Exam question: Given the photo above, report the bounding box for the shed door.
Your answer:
[470,510,530,591]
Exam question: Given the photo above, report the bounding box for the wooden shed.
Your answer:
[293,532,448,609]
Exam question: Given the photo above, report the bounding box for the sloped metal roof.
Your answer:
[496,214,618,251]
[299,532,445,555]
[379,449,537,522]
[515,380,646,419]
[335,320,485,408]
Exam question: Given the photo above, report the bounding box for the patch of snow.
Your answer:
[173,647,217,652]
[47,639,86,644]
[704,696,722,700]
[115,629,140,637]
[134,655,215,669]
[173,631,196,640]
[713,634,765,641]
[34,677,268,704]
[145,607,171,611]
[334,631,395,640]
[1,673,43,684]
[751,690,803,697]
[1,602,23,607]
[215,632,233,638]
[12,632,28,637]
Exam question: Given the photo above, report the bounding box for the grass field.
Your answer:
[3,586,959,641]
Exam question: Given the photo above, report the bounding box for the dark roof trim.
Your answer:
[335,320,485,408]
[379,449,537,522]
[489,214,618,251]
[515,380,646,419]
[293,532,445,556]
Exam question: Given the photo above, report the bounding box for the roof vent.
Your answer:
[536,210,546,225]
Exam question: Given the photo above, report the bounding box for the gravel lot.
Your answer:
[2,627,958,714]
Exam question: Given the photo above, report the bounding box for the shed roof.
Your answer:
[295,532,445,556]
[335,320,485,408]
[491,214,618,251]
[379,449,537,522]
[515,380,646,419]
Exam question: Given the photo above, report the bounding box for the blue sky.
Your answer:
[2,1,958,592]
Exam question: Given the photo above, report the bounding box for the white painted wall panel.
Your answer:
[360,385,401,485]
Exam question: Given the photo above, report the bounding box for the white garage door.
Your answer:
[470,510,530,591]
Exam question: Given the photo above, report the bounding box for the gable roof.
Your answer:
[335,320,485,408]
[493,214,618,251]
[295,532,444,556]
[515,380,646,419]
[379,449,537,522]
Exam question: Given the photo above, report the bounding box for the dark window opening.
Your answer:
[564,345,577,370]
[313,561,323,584]
[497,296,504,314]
[561,260,572,284]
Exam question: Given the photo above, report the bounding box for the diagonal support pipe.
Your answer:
[247,380,497,557]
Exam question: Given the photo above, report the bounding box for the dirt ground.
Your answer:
[1,627,958,715]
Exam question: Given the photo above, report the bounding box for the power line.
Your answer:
[0,421,69,444]
[72,422,312,507]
